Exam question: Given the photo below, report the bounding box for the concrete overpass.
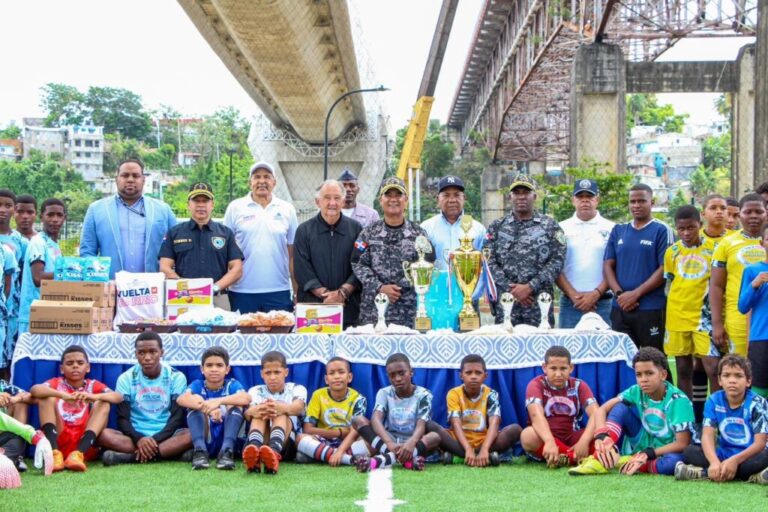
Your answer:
[179,0,388,216]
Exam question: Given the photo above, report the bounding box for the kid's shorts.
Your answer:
[663,330,713,357]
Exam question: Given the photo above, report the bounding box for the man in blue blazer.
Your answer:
[80,158,177,278]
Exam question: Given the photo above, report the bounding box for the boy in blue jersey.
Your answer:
[177,347,250,470]
[570,347,694,476]
[351,353,440,472]
[0,190,23,377]
[604,184,673,350]
[98,332,192,465]
[675,355,768,483]
[18,198,64,334]
[737,223,768,397]
[296,357,370,466]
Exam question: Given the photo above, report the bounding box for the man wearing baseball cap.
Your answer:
[485,172,566,327]
[223,162,298,313]
[555,179,615,328]
[351,176,434,328]
[159,182,243,304]
[421,175,485,330]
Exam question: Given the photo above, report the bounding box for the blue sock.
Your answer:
[187,410,207,451]
[221,408,244,452]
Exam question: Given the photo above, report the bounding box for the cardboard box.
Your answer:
[29,300,101,334]
[166,304,213,322]
[99,307,114,332]
[295,304,343,334]
[166,279,214,306]
[41,280,115,308]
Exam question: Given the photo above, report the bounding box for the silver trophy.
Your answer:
[374,293,389,333]
[500,292,515,333]
[402,235,435,332]
[537,292,552,330]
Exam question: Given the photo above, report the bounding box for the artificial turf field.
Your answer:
[8,457,768,512]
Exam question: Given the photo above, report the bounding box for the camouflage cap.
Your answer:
[380,176,407,196]
[508,172,536,192]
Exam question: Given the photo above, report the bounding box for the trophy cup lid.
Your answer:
[458,215,474,251]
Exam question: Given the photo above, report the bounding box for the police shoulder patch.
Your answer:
[555,231,566,245]
[211,236,226,250]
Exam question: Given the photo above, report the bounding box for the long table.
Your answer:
[12,330,637,428]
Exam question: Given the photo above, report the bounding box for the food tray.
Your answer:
[177,325,237,334]
[118,323,178,333]
[238,325,293,334]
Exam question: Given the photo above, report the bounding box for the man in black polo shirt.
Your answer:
[159,182,243,306]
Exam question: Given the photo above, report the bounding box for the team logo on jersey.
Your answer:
[737,245,765,266]
[641,407,669,437]
[323,407,350,428]
[599,230,610,241]
[211,236,225,250]
[390,405,416,432]
[136,386,169,414]
[677,254,708,279]
[719,417,750,446]
[57,398,88,424]
[544,396,577,417]
[460,409,486,432]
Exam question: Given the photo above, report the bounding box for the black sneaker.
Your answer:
[355,455,372,473]
[180,449,194,462]
[489,451,500,467]
[191,449,209,470]
[441,451,453,465]
[216,449,235,470]
[15,457,28,473]
[102,450,136,466]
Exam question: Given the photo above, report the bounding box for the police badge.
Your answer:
[211,237,226,250]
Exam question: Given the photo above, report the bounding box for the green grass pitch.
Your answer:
[8,457,768,512]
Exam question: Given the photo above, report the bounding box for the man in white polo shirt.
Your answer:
[223,161,298,313]
[556,179,614,328]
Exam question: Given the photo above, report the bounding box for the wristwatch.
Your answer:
[213,284,221,295]
[615,290,624,296]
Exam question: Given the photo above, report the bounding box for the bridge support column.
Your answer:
[755,0,768,188]
[733,45,756,197]
[569,43,626,173]
[481,165,508,226]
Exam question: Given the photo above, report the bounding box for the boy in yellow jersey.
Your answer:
[711,193,767,357]
[725,197,740,231]
[437,354,521,467]
[700,194,732,245]
[663,206,717,402]
[295,357,370,466]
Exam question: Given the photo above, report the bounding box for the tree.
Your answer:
[40,83,88,127]
[0,125,21,139]
[86,86,152,141]
[626,93,689,133]
[702,133,730,171]
[534,162,634,223]
[667,189,690,225]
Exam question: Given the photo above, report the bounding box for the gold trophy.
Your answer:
[451,215,483,332]
[402,235,435,332]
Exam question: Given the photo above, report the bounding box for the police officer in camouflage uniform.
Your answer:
[486,173,566,326]
[351,177,434,328]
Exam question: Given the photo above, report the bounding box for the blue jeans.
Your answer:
[228,290,293,314]
[558,295,612,329]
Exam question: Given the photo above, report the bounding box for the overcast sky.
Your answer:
[0,1,754,132]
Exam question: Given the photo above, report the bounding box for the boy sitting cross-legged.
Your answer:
[177,346,250,470]
[521,346,599,467]
[243,350,307,475]
[296,357,370,466]
[30,344,123,472]
[569,346,694,476]
[351,353,440,472]
[0,378,34,472]
[436,354,521,467]
[675,354,768,484]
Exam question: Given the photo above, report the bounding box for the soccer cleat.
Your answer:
[242,444,261,473]
[674,461,707,481]
[595,446,620,469]
[440,451,453,465]
[259,445,281,475]
[102,450,136,467]
[15,457,28,473]
[568,456,608,476]
[64,450,87,472]
[355,455,373,473]
[52,449,65,472]
[216,449,235,470]
[615,455,634,474]
[489,452,500,467]
[747,467,768,485]
[547,453,571,469]
[180,449,194,462]
[191,449,209,470]
[403,456,425,471]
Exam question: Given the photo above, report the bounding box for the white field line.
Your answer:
[355,467,405,512]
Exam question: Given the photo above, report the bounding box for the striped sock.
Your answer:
[247,429,264,448]
[370,451,396,470]
[269,427,286,453]
[297,436,352,464]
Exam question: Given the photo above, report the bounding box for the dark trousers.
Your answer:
[610,308,665,351]
[683,444,768,480]
[228,290,293,314]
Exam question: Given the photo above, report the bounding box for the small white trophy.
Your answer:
[500,292,515,333]
[537,292,552,330]
[374,293,389,333]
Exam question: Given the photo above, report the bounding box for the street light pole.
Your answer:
[323,85,388,180]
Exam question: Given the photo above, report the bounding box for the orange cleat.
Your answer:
[64,451,87,472]
[52,449,65,473]
[259,445,281,475]
[242,444,261,473]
